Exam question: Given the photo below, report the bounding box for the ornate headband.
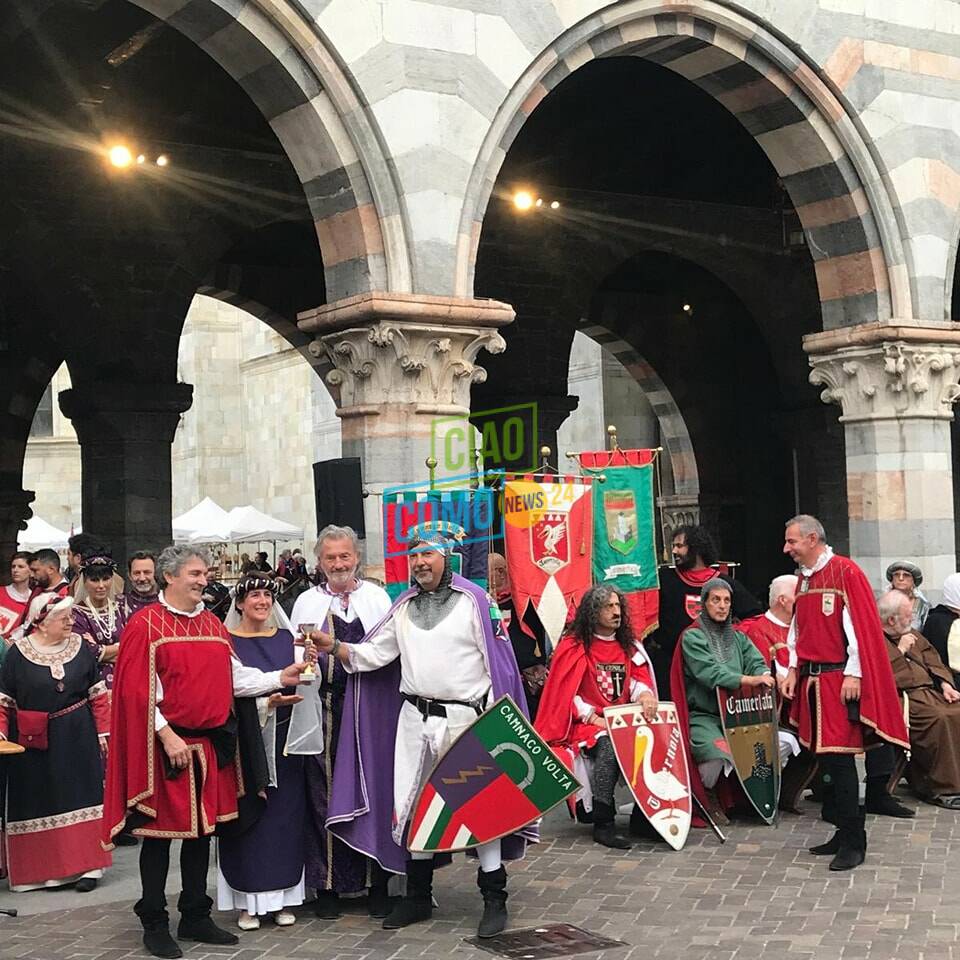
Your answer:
[234,575,280,601]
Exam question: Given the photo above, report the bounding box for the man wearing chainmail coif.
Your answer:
[317,526,533,939]
[674,578,799,822]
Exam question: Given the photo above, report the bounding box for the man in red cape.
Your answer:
[536,584,657,849]
[781,515,909,872]
[103,545,306,959]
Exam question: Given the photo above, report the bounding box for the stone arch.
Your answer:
[131,0,412,298]
[196,282,332,381]
[575,321,699,507]
[457,0,910,329]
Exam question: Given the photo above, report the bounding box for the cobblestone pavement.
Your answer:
[2,797,959,960]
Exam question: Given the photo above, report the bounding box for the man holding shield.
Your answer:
[316,526,532,939]
[676,578,793,823]
[536,583,658,849]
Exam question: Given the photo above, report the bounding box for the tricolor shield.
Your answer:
[603,489,638,555]
[407,695,580,853]
[717,684,780,824]
[604,702,691,850]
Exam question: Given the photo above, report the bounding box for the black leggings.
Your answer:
[586,737,620,808]
[135,836,212,926]
[819,754,859,821]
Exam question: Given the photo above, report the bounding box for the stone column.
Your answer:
[298,293,514,577]
[59,383,193,566]
[0,485,35,578]
[805,324,960,597]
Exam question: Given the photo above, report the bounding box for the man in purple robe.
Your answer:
[318,528,533,939]
[290,525,392,919]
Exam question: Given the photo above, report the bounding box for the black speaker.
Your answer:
[313,458,365,538]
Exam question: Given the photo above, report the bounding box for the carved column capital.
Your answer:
[298,293,514,414]
[804,324,960,422]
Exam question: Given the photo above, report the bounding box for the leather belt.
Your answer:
[401,693,487,720]
[800,661,846,677]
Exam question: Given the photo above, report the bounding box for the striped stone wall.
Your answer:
[132,1,960,331]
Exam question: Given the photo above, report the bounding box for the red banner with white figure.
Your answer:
[503,478,593,646]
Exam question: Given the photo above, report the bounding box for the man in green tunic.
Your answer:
[681,578,776,817]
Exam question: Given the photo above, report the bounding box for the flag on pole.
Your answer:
[503,477,592,645]
[579,449,659,638]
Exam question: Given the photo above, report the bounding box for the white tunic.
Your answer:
[344,592,489,702]
[344,591,493,838]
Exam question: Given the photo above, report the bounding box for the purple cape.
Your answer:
[326,573,537,873]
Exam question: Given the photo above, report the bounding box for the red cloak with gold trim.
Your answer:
[789,554,909,753]
[102,604,242,847]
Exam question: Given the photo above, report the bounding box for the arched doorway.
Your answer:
[469,11,875,590]
[0,0,388,560]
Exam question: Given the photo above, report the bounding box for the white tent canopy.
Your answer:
[18,515,70,551]
[227,505,303,543]
[172,497,231,544]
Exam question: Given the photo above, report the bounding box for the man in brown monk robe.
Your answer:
[878,590,960,809]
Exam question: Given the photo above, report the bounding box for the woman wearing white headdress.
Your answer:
[216,574,309,930]
[0,592,112,891]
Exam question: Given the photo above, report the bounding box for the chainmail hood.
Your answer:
[696,576,738,661]
[407,556,459,630]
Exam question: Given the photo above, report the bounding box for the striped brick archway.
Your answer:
[457,0,910,331]
[130,0,412,299]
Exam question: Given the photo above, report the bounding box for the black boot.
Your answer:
[829,814,866,871]
[176,917,239,945]
[574,800,594,824]
[368,883,391,919]
[136,900,182,960]
[382,859,433,929]
[592,801,631,850]
[143,920,183,960]
[628,804,660,839]
[779,753,817,814]
[476,866,508,938]
[313,890,341,919]
[368,862,392,918]
[809,830,841,856]
[864,777,915,818]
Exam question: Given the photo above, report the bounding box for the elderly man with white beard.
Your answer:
[290,525,392,919]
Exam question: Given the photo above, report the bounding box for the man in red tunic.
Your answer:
[536,584,657,849]
[103,546,308,959]
[739,575,795,678]
[781,515,908,871]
